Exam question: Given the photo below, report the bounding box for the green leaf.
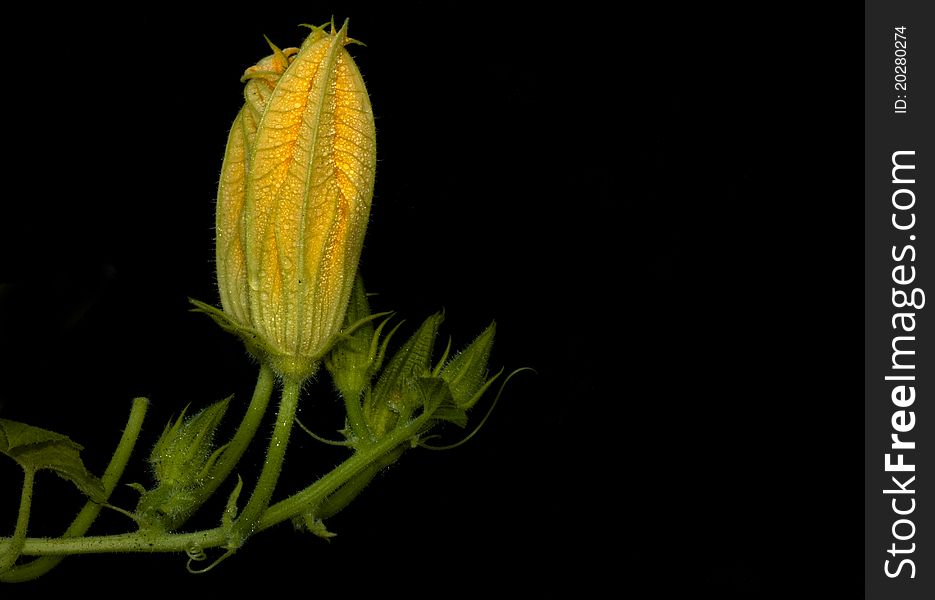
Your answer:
[0,419,106,502]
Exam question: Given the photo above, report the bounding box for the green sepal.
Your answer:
[222,475,244,531]
[190,296,386,383]
[294,513,338,540]
[438,321,496,409]
[189,298,265,359]
[414,377,467,428]
[126,482,147,495]
[0,419,106,503]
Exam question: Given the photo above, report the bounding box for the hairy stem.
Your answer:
[344,389,371,445]
[0,468,34,574]
[226,376,302,548]
[316,444,404,519]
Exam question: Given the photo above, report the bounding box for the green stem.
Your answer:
[0,468,35,574]
[166,364,275,530]
[316,444,404,519]
[13,528,220,556]
[0,397,148,582]
[227,376,302,548]
[344,390,371,446]
[258,412,426,527]
[3,415,424,558]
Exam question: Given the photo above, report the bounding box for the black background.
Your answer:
[1,3,862,597]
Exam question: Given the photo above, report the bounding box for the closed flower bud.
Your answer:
[215,21,376,381]
[439,322,496,409]
[324,275,396,403]
[135,398,230,530]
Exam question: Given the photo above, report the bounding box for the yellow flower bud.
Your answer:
[215,22,376,381]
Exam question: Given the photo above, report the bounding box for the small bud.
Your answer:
[149,399,229,486]
[325,276,396,403]
[364,313,443,438]
[135,398,230,530]
[215,21,376,381]
[439,322,496,409]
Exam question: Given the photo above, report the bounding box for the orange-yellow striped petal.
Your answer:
[216,22,376,381]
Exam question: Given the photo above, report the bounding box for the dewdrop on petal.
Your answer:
[214,21,377,381]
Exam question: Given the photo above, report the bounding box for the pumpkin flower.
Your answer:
[214,21,377,381]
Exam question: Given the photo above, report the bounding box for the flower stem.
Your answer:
[0,468,35,574]
[344,390,371,445]
[315,444,404,519]
[226,375,302,548]
[258,413,425,527]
